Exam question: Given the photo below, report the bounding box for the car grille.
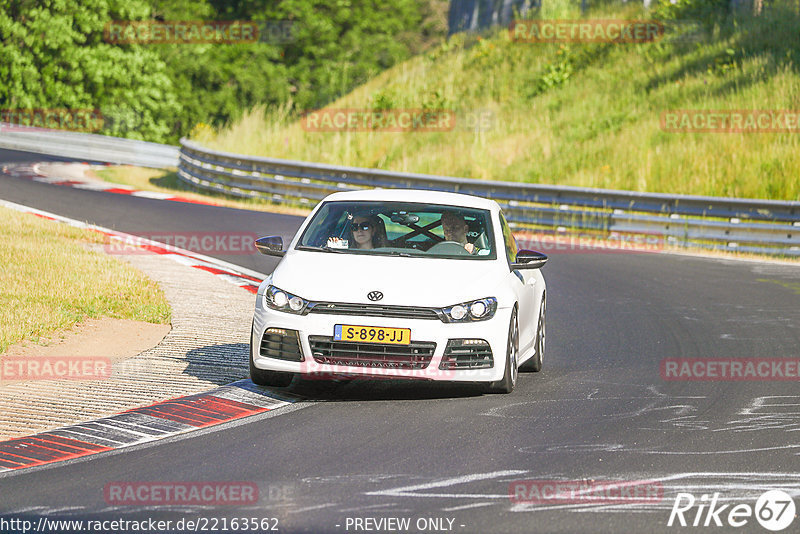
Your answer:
[260,328,303,361]
[308,302,441,321]
[308,336,436,370]
[439,339,493,369]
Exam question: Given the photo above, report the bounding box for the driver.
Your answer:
[440,212,476,254]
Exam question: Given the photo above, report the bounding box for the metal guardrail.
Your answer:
[179,138,800,256]
[3,124,793,255]
[0,126,179,168]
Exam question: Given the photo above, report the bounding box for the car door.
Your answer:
[499,211,536,355]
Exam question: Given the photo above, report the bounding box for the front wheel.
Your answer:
[250,322,294,387]
[487,308,519,394]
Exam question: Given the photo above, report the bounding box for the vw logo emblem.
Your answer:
[367,291,384,301]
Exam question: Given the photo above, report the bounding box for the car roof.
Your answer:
[321,189,500,211]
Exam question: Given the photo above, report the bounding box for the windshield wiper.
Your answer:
[296,245,346,253]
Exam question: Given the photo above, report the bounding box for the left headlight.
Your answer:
[264,285,311,315]
[441,297,497,323]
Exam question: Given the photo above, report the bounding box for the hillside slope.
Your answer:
[194,2,800,200]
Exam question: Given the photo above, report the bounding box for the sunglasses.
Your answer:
[350,222,372,232]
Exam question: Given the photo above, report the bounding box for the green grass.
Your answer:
[0,206,171,353]
[194,2,800,201]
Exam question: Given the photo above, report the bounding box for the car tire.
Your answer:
[520,293,545,373]
[488,307,519,394]
[249,322,294,387]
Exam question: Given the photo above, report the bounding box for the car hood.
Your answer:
[271,250,502,307]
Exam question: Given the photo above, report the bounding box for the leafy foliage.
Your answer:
[0,0,179,141]
[0,0,448,143]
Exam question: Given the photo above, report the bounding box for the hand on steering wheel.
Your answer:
[430,241,474,255]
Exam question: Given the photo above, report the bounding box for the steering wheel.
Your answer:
[427,241,471,255]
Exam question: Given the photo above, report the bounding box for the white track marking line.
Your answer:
[366,470,527,498]
[442,502,495,511]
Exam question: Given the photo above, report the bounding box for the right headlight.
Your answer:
[441,297,497,323]
[264,285,311,315]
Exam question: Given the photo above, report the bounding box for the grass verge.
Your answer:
[0,206,171,353]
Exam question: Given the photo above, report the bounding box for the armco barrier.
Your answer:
[177,138,800,257]
[0,126,178,168]
[1,125,796,256]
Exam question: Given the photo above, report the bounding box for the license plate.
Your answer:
[334,325,411,345]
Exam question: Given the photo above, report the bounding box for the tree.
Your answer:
[0,0,180,142]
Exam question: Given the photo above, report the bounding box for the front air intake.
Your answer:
[439,339,493,369]
[308,336,436,369]
[259,328,303,361]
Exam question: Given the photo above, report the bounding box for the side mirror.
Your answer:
[511,249,548,270]
[254,236,285,257]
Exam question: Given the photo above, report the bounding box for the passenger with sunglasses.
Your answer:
[326,213,387,250]
[349,214,387,249]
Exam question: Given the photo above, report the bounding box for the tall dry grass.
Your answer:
[195,5,800,201]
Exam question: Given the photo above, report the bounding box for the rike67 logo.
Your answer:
[668,490,796,531]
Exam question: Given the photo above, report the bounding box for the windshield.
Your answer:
[296,201,496,260]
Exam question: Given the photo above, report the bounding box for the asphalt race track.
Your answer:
[1,149,799,533]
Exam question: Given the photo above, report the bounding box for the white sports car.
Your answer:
[250,189,547,393]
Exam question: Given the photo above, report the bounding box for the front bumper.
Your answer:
[251,304,510,383]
